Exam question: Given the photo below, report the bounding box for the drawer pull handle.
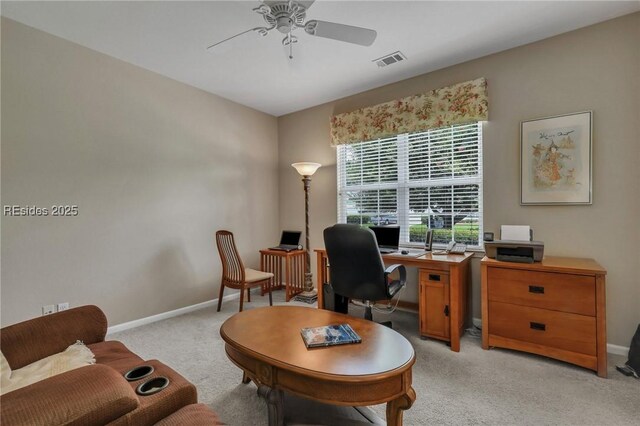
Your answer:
[429,274,441,281]
[530,322,546,331]
[529,285,545,294]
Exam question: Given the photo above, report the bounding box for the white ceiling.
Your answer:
[3,1,638,116]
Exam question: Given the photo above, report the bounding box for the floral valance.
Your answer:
[330,78,488,146]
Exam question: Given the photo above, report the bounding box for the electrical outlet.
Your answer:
[57,302,69,312]
[42,305,56,315]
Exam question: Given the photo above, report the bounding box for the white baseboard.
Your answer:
[471,317,629,356]
[472,317,482,328]
[606,343,630,356]
[106,292,240,335]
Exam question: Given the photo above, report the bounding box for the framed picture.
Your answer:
[520,111,592,205]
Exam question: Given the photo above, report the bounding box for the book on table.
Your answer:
[300,324,362,348]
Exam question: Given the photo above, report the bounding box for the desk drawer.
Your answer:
[419,271,449,285]
[489,301,596,355]
[487,267,595,316]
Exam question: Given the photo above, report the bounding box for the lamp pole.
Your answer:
[291,162,321,303]
[302,175,313,295]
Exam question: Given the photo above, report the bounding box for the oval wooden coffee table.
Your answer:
[220,306,416,426]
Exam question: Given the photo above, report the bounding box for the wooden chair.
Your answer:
[215,230,274,312]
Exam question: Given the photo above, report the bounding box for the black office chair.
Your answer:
[323,224,406,325]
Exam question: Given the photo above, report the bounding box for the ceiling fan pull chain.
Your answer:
[289,33,293,59]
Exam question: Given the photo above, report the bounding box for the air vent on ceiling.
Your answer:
[373,51,407,68]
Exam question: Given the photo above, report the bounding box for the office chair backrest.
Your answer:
[323,224,388,302]
[216,230,245,284]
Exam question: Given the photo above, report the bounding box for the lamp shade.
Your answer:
[291,162,321,176]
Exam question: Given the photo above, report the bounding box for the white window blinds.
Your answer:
[337,122,483,247]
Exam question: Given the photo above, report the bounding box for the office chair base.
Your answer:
[364,306,373,322]
[364,305,392,328]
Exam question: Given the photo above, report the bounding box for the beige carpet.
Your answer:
[110,291,639,425]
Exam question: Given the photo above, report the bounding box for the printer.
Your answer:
[484,240,544,263]
[484,225,544,263]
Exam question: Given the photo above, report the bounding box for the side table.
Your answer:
[260,249,306,301]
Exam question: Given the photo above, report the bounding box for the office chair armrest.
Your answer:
[384,264,407,281]
[384,264,407,298]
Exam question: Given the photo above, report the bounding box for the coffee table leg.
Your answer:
[242,372,251,384]
[386,387,416,426]
[257,385,284,426]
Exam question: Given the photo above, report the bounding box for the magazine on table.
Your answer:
[300,323,362,348]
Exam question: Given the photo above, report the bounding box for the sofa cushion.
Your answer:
[1,305,107,370]
[88,341,144,373]
[1,341,95,395]
[1,364,139,426]
[154,404,223,425]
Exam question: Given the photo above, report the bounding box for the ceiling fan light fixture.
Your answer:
[276,16,294,33]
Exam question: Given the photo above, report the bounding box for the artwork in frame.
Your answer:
[520,111,592,205]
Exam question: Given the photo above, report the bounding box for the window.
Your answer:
[337,122,483,248]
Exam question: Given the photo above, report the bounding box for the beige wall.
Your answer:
[278,13,640,346]
[1,18,279,326]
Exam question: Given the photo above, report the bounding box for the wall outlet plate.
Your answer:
[42,305,56,315]
[57,302,69,312]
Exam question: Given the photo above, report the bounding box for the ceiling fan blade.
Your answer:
[304,20,377,46]
[297,0,316,10]
[207,27,270,50]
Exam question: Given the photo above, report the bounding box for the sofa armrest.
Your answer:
[1,364,138,426]
[1,305,108,369]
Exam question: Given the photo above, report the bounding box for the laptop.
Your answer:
[270,230,302,252]
[370,226,400,254]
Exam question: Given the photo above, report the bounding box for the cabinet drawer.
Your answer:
[487,267,595,316]
[489,301,596,356]
[419,270,449,285]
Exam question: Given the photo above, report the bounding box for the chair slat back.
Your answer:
[216,230,245,284]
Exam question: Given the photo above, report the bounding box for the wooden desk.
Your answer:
[481,256,607,377]
[315,249,473,352]
[260,249,306,301]
[220,306,416,426]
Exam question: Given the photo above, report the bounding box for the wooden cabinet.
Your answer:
[419,270,451,342]
[481,256,607,377]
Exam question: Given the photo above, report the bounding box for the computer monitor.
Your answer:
[370,226,400,252]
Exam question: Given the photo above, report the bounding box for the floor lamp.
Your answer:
[291,162,321,303]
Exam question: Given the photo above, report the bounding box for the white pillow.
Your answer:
[0,341,95,395]
[0,351,11,391]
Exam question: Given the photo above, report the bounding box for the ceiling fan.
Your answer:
[207,0,377,59]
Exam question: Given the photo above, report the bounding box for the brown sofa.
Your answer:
[0,305,221,425]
